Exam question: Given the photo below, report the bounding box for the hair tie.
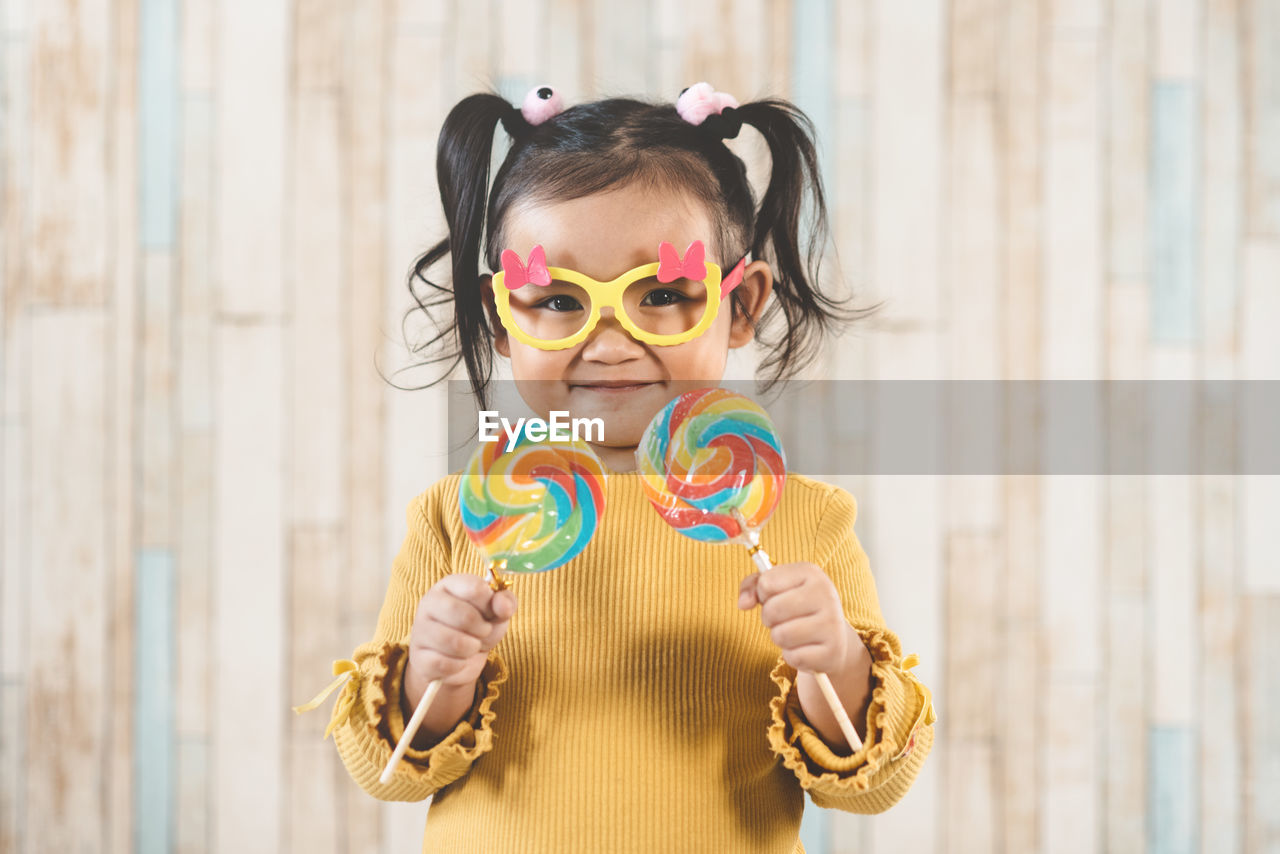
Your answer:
[677,82,743,139]
[502,85,565,140]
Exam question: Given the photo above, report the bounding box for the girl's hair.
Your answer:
[399,88,880,409]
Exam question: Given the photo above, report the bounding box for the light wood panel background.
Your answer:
[2,1,1277,853]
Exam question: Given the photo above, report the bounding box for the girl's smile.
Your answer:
[569,381,660,393]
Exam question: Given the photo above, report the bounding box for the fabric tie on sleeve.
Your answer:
[292,659,360,739]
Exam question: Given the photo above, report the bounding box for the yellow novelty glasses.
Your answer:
[491,240,747,350]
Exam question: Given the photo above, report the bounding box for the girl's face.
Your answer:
[481,182,773,472]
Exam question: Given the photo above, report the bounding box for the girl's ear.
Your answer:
[728,260,773,348]
[480,275,511,357]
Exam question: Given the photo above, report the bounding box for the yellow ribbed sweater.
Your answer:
[323,465,935,853]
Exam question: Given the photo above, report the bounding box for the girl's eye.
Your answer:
[640,288,687,307]
[536,294,584,312]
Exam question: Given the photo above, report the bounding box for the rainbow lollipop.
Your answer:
[637,388,864,752]
[381,429,605,783]
[459,433,605,577]
[637,387,785,542]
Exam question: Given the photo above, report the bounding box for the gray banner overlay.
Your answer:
[444,380,1280,475]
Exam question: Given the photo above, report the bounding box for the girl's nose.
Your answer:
[580,307,645,362]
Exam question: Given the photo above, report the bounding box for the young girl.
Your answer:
[309,83,935,853]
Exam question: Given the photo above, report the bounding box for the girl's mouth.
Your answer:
[569,381,659,394]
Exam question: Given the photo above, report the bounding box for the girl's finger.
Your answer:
[477,591,519,648]
[438,573,501,611]
[738,573,759,609]
[487,589,518,622]
[780,643,835,674]
[759,587,823,628]
[768,613,833,650]
[755,563,811,600]
[428,593,492,639]
[417,620,484,660]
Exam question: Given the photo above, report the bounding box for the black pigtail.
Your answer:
[733,99,876,385]
[400,92,514,410]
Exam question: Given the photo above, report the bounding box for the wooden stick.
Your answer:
[732,508,865,753]
[380,677,442,784]
[379,561,509,785]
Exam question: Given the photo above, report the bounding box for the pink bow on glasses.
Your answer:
[500,245,552,289]
[657,240,708,283]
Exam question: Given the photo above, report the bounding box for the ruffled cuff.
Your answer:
[324,640,508,800]
[766,629,935,795]
[373,641,507,768]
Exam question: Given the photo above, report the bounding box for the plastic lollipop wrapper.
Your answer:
[459,427,607,578]
[636,387,785,542]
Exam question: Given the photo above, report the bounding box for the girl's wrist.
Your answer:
[400,674,480,750]
[806,624,873,745]
[837,623,871,680]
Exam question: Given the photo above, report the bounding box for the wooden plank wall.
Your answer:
[1,1,1276,852]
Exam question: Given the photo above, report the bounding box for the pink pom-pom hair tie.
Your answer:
[676,82,740,126]
[500,85,566,140]
[521,85,565,125]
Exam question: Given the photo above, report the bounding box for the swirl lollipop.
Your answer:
[459,434,605,577]
[637,387,785,545]
[380,429,605,782]
[637,388,864,752]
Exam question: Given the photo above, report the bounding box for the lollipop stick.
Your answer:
[732,508,865,753]
[380,677,443,784]
[379,560,509,784]
[811,672,864,754]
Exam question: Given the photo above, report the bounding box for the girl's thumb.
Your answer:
[490,589,518,622]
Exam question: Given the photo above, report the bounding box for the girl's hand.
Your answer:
[737,562,851,674]
[407,575,518,692]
